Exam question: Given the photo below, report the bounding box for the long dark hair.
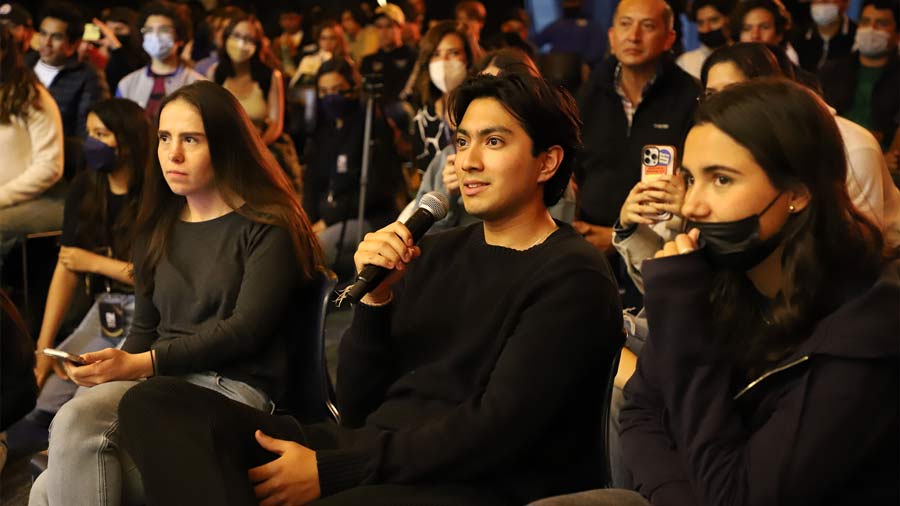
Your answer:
[75,98,152,260]
[134,81,323,293]
[0,25,40,123]
[694,79,886,375]
[700,42,783,87]
[414,20,477,107]
[213,13,273,93]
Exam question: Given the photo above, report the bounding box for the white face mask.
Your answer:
[429,60,468,94]
[142,32,175,60]
[853,27,891,57]
[226,37,256,63]
[810,3,840,27]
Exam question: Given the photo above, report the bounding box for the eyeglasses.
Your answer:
[228,33,257,46]
[140,25,175,36]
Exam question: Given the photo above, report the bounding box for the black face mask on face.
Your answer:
[698,28,729,48]
[686,191,789,270]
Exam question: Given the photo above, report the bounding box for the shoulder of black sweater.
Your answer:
[417,221,612,277]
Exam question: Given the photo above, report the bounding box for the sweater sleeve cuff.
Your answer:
[316,447,374,497]
[348,302,393,345]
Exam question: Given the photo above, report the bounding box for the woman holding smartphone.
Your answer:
[5,98,149,458]
[534,79,898,505]
[30,81,323,506]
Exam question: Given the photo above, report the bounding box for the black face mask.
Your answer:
[686,191,788,270]
[698,28,729,48]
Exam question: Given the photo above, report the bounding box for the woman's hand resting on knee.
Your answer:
[64,349,155,387]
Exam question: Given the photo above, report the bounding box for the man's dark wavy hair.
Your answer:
[448,74,582,207]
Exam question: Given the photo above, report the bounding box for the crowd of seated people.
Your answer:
[0,1,897,505]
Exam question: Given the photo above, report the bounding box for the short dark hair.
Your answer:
[731,0,792,37]
[139,1,192,43]
[39,1,84,43]
[317,57,357,89]
[861,0,899,28]
[448,74,582,207]
[691,0,736,21]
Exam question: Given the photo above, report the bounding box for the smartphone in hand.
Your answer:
[41,348,87,366]
[640,145,677,221]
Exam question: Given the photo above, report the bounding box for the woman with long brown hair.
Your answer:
[30,80,324,506]
[409,20,480,173]
[0,24,64,264]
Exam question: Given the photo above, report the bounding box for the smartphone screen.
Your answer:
[83,23,101,42]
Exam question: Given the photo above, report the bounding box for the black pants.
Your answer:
[118,377,509,506]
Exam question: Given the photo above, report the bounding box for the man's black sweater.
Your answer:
[317,222,624,503]
[575,55,700,227]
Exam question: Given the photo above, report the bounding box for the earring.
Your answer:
[788,204,796,213]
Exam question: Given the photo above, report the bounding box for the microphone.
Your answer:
[343,191,449,304]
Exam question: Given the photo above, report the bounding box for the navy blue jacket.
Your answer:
[25,53,107,138]
[620,253,899,505]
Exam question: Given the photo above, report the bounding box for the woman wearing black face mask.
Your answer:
[305,58,405,276]
[4,98,151,457]
[676,0,735,79]
[614,79,898,506]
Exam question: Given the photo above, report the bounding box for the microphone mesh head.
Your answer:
[419,191,450,220]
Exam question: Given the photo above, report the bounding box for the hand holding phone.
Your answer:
[41,348,87,366]
[640,145,678,221]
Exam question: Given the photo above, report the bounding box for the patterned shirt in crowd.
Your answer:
[613,63,658,129]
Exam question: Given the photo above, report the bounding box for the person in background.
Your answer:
[820,0,898,150]
[676,0,734,79]
[292,19,351,88]
[0,2,36,59]
[0,25,65,264]
[341,6,378,65]
[731,0,800,64]
[574,0,699,308]
[116,1,205,120]
[304,58,405,274]
[271,6,313,78]
[455,0,486,45]
[211,13,284,147]
[792,0,857,72]
[533,0,608,69]
[26,1,106,140]
[4,98,151,459]
[359,3,417,131]
[410,20,477,174]
[500,8,532,42]
[92,7,148,95]
[193,6,246,77]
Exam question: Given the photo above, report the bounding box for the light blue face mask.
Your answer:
[142,32,175,60]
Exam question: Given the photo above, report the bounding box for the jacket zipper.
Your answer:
[732,355,811,400]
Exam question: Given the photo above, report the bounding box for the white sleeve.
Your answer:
[845,141,887,227]
[0,87,64,208]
